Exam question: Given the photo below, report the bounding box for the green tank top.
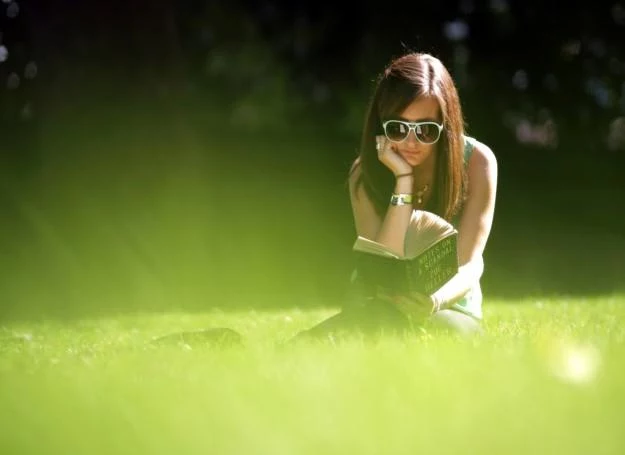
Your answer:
[450,135,483,320]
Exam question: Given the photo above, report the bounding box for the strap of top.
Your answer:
[451,136,474,227]
[463,135,474,166]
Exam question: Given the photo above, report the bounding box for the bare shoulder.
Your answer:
[467,138,498,185]
[347,155,382,238]
[348,156,363,192]
[348,156,376,210]
[469,138,497,169]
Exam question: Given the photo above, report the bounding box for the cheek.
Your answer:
[424,144,438,155]
[401,136,436,148]
[397,144,435,154]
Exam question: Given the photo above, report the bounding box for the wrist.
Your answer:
[394,182,413,193]
[394,173,413,192]
[390,193,413,206]
[430,293,443,313]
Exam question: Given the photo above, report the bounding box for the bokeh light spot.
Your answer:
[6,71,19,89]
[443,20,470,42]
[6,1,19,19]
[24,61,37,79]
[547,340,601,385]
[612,3,625,26]
[512,69,528,90]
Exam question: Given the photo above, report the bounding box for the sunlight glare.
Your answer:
[547,340,601,385]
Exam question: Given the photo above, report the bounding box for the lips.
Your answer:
[401,150,421,158]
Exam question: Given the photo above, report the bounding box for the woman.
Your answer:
[297,51,498,340]
[153,51,497,347]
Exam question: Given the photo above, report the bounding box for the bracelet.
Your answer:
[430,294,442,313]
[395,173,413,179]
[390,193,413,206]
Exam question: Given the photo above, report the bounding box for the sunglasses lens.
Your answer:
[416,123,441,144]
[384,121,409,141]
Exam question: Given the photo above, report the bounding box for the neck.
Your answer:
[412,152,436,187]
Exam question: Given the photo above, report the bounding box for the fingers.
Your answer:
[375,135,383,153]
[375,135,412,176]
[377,136,402,158]
[375,135,390,154]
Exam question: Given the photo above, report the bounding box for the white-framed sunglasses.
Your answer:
[382,120,444,144]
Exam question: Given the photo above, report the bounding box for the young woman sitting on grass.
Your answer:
[294,51,498,340]
[153,51,498,347]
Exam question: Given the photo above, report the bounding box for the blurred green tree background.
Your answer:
[0,1,623,319]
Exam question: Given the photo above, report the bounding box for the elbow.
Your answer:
[459,256,484,281]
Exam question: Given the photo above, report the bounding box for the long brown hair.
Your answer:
[352,52,467,222]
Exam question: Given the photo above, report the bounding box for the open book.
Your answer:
[352,210,458,296]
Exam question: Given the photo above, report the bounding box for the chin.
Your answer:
[403,155,424,167]
[400,149,430,167]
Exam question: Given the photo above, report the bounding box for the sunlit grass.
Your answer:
[1,296,624,455]
[1,108,624,454]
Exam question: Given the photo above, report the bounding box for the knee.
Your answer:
[427,309,482,337]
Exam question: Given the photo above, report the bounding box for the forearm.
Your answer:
[432,257,484,309]
[374,175,413,257]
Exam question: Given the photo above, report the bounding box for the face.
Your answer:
[387,96,441,168]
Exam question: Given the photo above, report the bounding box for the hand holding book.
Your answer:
[378,290,435,319]
[352,210,458,315]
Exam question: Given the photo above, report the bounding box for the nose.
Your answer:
[405,128,420,145]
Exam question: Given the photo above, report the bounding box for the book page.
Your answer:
[404,210,457,258]
[352,236,401,259]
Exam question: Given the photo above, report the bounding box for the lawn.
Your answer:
[1,111,623,454]
[1,296,624,455]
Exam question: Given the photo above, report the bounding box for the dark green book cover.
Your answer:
[352,210,459,296]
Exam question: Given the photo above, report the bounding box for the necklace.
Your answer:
[414,184,430,206]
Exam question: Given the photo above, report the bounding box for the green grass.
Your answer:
[2,106,623,454]
[1,296,624,455]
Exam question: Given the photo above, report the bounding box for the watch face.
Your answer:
[391,194,412,206]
